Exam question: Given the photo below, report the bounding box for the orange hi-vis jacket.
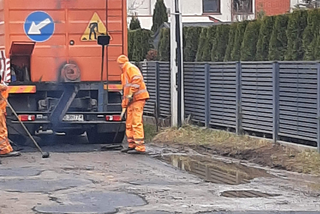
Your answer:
[121,62,149,108]
[0,84,8,111]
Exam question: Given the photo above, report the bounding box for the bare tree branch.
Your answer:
[128,0,147,15]
[232,0,252,21]
[295,0,320,8]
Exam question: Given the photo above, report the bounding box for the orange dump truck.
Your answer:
[0,0,127,144]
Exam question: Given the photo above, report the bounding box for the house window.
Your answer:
[233,0,253,14]
[203,0,220,13]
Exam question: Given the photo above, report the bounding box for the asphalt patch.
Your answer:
[34,191,147,214]
[131,211,173,214]
[0,178,91,193]
[0,167,43,177]
[201,212,320,214]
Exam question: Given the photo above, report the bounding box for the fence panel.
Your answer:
[278,62,318,142]
[209,62,237,128]
[139,60,320,149]
[158,62,171,117]
[241,62,274,134]
[141,61,156,115]
[184,63,206,123]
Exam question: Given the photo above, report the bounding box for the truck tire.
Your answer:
[86,128,125,144]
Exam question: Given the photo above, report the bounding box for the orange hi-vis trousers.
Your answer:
[0,109,13,155]
[126,100,146,152]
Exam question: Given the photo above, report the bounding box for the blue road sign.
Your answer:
[24,11,55,42]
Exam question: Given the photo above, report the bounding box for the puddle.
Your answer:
[220,190,281,198]
[161,154,272,185]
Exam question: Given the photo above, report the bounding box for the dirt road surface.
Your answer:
[0,135,320,214]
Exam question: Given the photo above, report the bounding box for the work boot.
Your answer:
[127,149,146,154]
[127,145,146,154]
[0,151,21,158]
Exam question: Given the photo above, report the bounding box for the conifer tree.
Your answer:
[202,26,217,61]
[256,16,275,61]
[224,23,237,61]
[212,25,230,62]
[196,28,208,62]
[303,9,320,60]
[231,21,249,61]
[151,0,168,32]
[268,14,289,61]
[241,20,261,61]
[129,14,141,30]
[184,27,202,62]
[158,28,170,61]
[285,10,308,60]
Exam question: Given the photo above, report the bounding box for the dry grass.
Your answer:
[154,125,269,151]
[152,125,320,175]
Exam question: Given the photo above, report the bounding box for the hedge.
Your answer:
[212,24,230,62]
[268,14,289,61]
[256,16,275,61]
[303,9,320,60]
[202,26,216,61]
[196,27,208,62]
[128,29,153,62]
[224,23,237,61]
[130,8,320,62]
[184,27,202,62]
[231,21,249,61]
[285,10,308,61]
[241,20,261,61]
[158,28,170,61]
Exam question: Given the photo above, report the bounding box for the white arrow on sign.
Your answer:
[28,18,51,35]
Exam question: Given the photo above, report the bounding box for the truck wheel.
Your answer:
[86,128,125,144]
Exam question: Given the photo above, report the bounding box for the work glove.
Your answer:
[126,94,133,102]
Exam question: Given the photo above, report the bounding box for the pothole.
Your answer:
[160,154,272,185]
[220,190,281,198]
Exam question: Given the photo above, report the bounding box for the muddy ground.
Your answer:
[1,129,320,213]
[151,125,320,175]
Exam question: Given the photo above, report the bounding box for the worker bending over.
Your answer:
[0,79,20,158]
[117,55,149,154]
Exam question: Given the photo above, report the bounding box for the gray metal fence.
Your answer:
[140,61,171,118]
[139,61,320,150]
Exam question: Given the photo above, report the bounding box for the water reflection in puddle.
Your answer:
[161,154,272,185]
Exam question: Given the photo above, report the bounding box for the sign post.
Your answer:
[170,0,184,127]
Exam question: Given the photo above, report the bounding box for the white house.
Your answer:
[290,0,320,10]
[127,0,256,29]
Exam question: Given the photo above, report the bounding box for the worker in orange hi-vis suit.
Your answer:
[0,79,21,158]
[117,55,150,154]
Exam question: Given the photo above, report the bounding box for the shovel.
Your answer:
[100,99,132,151]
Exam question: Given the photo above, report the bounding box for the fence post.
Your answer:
[205,64,210,128]
[272,62,280,144]
[236,62,242,135]
[317,63,320,153]
[156,62,160,118]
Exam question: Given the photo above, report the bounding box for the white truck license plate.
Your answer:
[62,114,84,121]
